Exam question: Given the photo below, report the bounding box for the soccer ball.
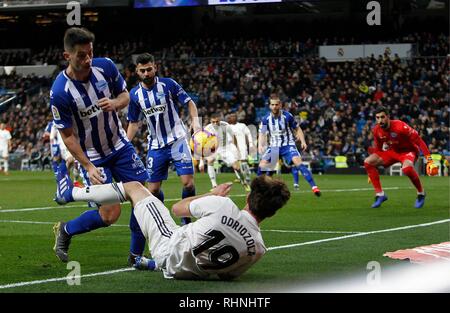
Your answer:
[190,129,218,158]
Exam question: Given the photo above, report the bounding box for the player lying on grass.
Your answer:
[54,171,290,280]
[364,106,439,209]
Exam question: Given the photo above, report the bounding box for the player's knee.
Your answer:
[99,205,121,225]
[183,180,195,190]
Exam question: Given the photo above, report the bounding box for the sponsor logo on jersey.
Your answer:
[390,132,397,138]
[52,106,61,120]
[143,104,166,117]
[156,92,166,100]
[78,104,102,120]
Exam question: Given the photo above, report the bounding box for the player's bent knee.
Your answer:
[99,204,122,225]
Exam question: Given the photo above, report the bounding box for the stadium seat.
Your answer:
[389,162,402,176]
[21,158,30,171]
[334,156,348,168]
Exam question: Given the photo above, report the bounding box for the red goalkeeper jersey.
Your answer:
[372,120,430,155]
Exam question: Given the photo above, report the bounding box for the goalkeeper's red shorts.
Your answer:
[374,150,417,167]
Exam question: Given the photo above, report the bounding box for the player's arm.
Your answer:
[126,121,141,141]
[188,100,201,132]
[98,58,130,112]
[98,90,130,112]
[258,121,268,154]
[58,128,103,184]
[172,183,232,217]
[403,124,437,175]
[294,126,307,151]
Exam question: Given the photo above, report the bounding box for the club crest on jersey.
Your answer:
[79,104,102,120]
[52,105,61,120]
[143,104,166,117]
[95,80,108,92]
[390,132,397,138]
[156,92,166,100]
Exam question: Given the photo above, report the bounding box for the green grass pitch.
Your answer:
[0,171,448,292]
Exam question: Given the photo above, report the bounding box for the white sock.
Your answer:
[240,162,251,183]
[72,182,126,204]
[376,191,385,197]
[4,160,8,172]
[207,165,217,187]
[234,169,245,184]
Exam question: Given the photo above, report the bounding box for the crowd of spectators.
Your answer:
[0,35,448,171]
[0,32,448,66]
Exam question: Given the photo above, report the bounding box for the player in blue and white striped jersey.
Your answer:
[258,93,321,197]
[127,53,200,225]
[50,27,149,264]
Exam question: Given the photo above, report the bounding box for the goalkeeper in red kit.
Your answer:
[364,106,438,208]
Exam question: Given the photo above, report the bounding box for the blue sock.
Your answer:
[52,160,59,177]
[157,189,164,203]
[258,167,275,176]
[182,186,195,199]
[65,209,108,236]
[298,164,317,188]
[292,167,299,185]
[129,208,146,256]
[181,186,195,225]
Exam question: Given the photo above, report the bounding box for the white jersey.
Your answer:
[134,195,266,280]
[228,122,253,160]
[0,129,11,149]
[50,122,72,161]
[205,121,234,150]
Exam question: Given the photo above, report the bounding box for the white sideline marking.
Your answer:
[0,268,135,290]
[0,218,448,290]
[0,220,361,234]
[0,186,406,213]
[268,219,450,251]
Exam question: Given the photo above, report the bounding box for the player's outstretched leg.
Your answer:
[402,166,426,208]
[128,209,146,266]
[180,179,195,225]
[291,167,299,190]
[207,163,218,189]
[297,164,321,197]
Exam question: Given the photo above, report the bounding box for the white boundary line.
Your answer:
[0,186,407,214]
[0,220,361,234]
[268,219,450,251]
[0,218,448,290]
[0,268,135,290]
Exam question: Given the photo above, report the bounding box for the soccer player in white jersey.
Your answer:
[205,113,251,192]
[127,53,200,227]
[55,171,290,280]
[0,123,12,175]
[50,27,149,264]
[227,113,255,186]
[258,93,321,197]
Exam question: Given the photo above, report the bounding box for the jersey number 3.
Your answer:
[193,230,239,270]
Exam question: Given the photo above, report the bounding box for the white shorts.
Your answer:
[0,147,8,158]
[134,195,180,270]
[236,143,248,160]
[217,144,239,167]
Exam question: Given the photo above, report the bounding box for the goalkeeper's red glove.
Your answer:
[425,155,439,176]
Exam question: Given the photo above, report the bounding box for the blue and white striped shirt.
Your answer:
[259,110,298,147]
[127,77,192,150]
[50,58,129,161]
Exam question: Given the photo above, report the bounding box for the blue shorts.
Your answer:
[146,138,194,183]
[261,145,301,166]
[80,143,149,185]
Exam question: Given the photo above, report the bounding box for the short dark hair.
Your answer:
[248,176,290,220]
[64,27,95,52]
[136,53,155,65]
[374,106,389,116]
[210,112,221,119]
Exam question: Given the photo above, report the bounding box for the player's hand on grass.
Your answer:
[212,182,233,197]
[98,97,117,112]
